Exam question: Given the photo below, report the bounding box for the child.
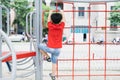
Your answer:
[38,10,65,80]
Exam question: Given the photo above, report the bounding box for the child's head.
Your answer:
[51,13,62,24]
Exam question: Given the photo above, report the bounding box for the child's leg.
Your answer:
[40,49,50,58]
[38,44,51,62]
[52,63,56,76]
[50,49,60,76]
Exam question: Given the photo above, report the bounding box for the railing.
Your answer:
[0,5,10,35]
[0,29,16,80]
[54,0,119,2]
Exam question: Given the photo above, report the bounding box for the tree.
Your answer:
[0,0,34,33]
[1,0,50,35]
[109,2,120,31]
[42,3,51,28]
[0,0,11,32]
[11,0,34,33]
[0,0,11,7]
[42,3,51,36]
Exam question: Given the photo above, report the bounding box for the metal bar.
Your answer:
[0,7,2,78]
[0,29,16,80]
[104,3,107,80]
[51,74,120,76]
[30,12,34,36]
[44,10,120,12]
[34,0,43,80]
[26,12,31,35]
[88,4,91,80]
[30,12,34,51]
[72,3,75,80]
[58,58,120,61]
[0,7,2,29]
[6,62,12,72]
[54,0,119,2]
[0,5,10,35]
[33,12,36,37]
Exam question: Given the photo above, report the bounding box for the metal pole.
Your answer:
[30,12,34,36]
[26,12,30,35]
[33,12,36,37]
[30,12,34,51]
[0,5,10,35]
[0,7,2,78]
[6,7,10,35]
[0,7,2,29]
[0,5,10,78]
[35,0,43,80]
[0,29,16,80]
[55,0,119,2]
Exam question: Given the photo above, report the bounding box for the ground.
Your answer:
[1,42,120,80]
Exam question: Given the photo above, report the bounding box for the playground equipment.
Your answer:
[0,0,120,80]
[0,29,16,80]
[55,0,119,2]
[0,5,10,35]
[0,0,42,79]
[52,1,120,80]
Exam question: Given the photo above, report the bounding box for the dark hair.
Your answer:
[51,13,62,24]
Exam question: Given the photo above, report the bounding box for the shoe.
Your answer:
[44,57,51,62]
[46,57,51,62]
[49,73,56,80]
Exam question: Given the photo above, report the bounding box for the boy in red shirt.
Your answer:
[38,10,65,80]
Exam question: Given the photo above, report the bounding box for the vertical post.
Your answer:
[0,5,10,35]
[104,3,107,80]
[72,3,75,80]
[26,12,30,35]
[30,12,33,51]
[6,7,10,35]
[0,7,2,28]
[0,7,2,78]
[88,5,91,80]
[33,13,36,36]
[35,0,43,80]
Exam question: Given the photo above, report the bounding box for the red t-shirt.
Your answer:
[47,21,65,48]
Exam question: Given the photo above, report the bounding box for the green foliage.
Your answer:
[42,3,51,28]
[42,4,51,36]
[0,0,11,32]
[11,0,34,29]
[0,0,11,8]
[0,0,34,32]
[1,0,50,34]
[109,2,120,26]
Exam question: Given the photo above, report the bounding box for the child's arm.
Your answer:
[60,10,66,23]
[47,10,53,23]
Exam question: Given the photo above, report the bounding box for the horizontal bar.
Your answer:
[63,26,120,28]
[43,10,120,12]
[63,43,119,45]
[58,58,120,61]
[57,74,120,76]
[54,0,119,3]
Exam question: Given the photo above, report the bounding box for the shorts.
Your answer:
[38,43,61,63]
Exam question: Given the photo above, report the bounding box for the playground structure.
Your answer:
[0,0,42,80]
[0,0,120,80]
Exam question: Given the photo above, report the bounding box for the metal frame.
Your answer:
[55,1,120,80]
[1,0,119,80]
[0,5,10,35]
[0,4,10,79]
[0,29,16,80]
[54,0,119,2]
[0,6,2,78]
[39,0,119,80]
[34,0,43,80]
